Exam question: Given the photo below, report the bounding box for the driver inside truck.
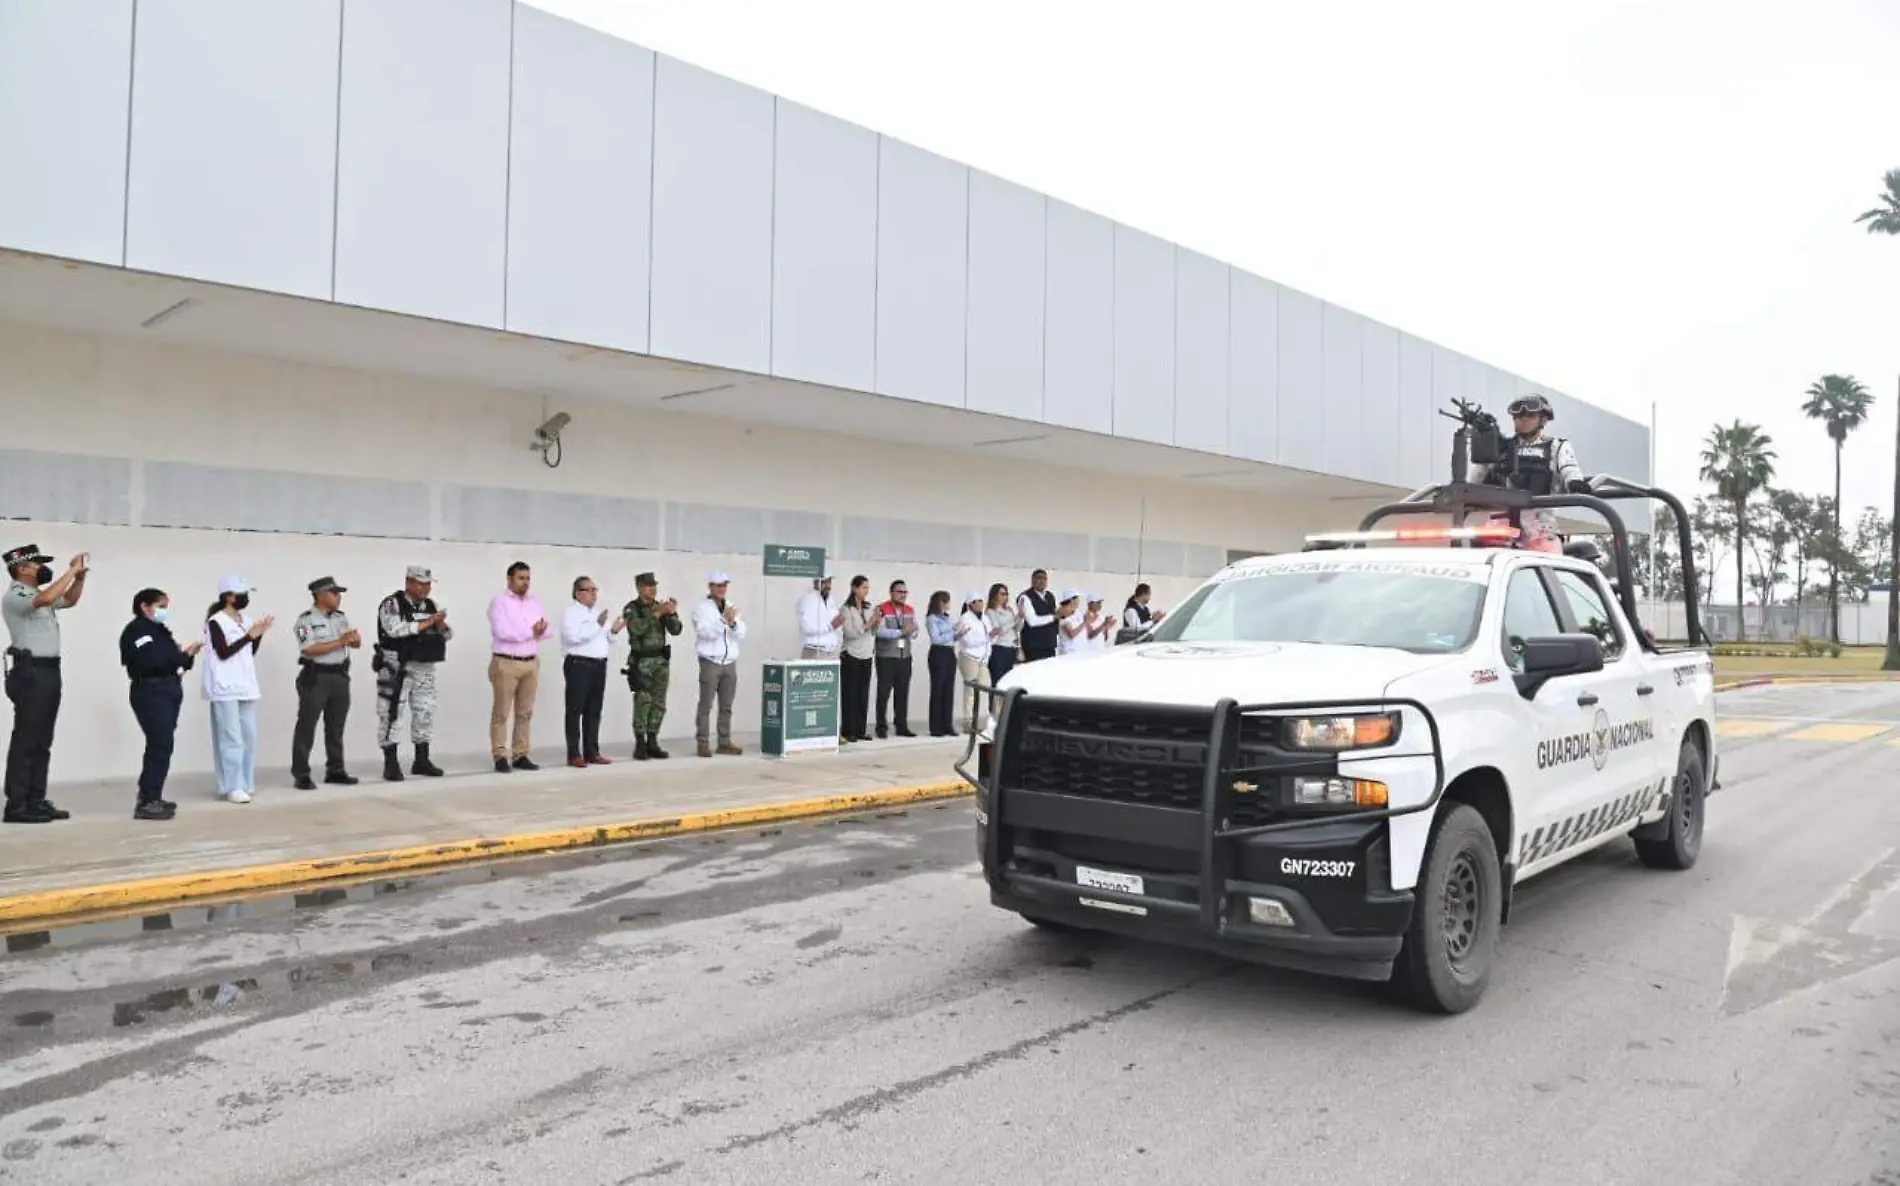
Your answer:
[1469,393,1588,554]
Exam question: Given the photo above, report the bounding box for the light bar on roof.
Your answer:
[1304,525,1520,545]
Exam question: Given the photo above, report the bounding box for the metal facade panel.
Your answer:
[146,461,431,539]
[1360,319,1401,488]
[964,171,1046,422]
[649,56,775,373]
[1111,224,1176,445]
[0,449,131,527]
[1396,332,1437,488]
[333,0,512,327]
[1321,303,1365,479]
[505,4,653,353]
[874,137,969,408]
[125,0,341,300]
[0,0,135,265]
[1275,288,1324,471]
[1172,249,1230,455]
[770,99,877,391]
[1042,199,1114,435]
[1228,271,1280,464]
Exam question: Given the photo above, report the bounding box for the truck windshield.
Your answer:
[1147,565,1487,653]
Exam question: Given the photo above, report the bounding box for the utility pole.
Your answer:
[1886,372,1900,669]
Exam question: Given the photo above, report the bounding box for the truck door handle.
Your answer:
[1577,692,1600,707]
[1636,683,1654,696]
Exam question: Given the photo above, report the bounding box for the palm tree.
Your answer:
[1699,421,1776,641]
[1858,169,1900,668]
[1855,168,1900,234]
[1801,374,1875,641]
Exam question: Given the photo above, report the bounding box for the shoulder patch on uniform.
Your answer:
[134,635,153,648]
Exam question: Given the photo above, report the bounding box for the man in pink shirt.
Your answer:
[487,561,549,772]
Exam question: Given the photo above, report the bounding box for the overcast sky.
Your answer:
[535,0,1900,517]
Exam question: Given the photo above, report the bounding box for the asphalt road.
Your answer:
[3,684,1899,1185]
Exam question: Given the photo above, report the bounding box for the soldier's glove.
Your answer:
[1568,478,1593,495]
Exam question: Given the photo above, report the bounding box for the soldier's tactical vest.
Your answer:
[1501,438,1560,497]
[379,592,446,663]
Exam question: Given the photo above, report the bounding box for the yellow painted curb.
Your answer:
[0,780,974,931]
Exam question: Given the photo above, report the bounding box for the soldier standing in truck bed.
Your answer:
[621,571,681,760]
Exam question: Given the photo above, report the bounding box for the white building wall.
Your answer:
[0,0,1650,491]
[0,323,1363,786]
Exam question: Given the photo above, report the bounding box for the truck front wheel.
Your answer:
[1387,803,1502,1015]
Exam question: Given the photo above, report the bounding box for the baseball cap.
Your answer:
[965,589,985,606]
[707,570,731,585]
[218,575,253,596]
[1060,588,1082,603]
[1,544,52,568]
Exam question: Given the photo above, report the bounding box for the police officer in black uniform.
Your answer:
[119,587,201,820]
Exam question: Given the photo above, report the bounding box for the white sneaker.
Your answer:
[221,789,252,804]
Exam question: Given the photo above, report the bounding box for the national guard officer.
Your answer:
[2,545,87,825]
[1469,393,1589,553]
[621,572,681,760]
[375,565,451,781]
[290,576,361,790]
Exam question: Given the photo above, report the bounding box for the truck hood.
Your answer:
[997,640,1462,708]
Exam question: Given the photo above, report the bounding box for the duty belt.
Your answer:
[630,646,671,659]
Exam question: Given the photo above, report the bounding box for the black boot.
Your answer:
[646,733,670,760]
[412,743,444,777]
[382,746,404,782]
[633,735,650,761]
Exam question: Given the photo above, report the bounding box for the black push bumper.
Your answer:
[960,690,1447,982]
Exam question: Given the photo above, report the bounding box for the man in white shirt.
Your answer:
[561,575,622,768]
[692,571,747,758]
[797,573,844,660]
[1056,589,1088,655]
[953,590,994,733]
[1085,593,1113,650]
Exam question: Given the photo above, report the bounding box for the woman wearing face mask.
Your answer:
[202,576,273,804]
[118,588,202,820]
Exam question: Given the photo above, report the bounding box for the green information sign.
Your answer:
[763,544,826,579]
[761,660,841,756]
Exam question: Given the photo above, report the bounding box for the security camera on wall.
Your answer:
[531,411,571,468]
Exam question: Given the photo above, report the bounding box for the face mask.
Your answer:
[150,606,170,624]
[233,594,251,611]
[32,565,51,586]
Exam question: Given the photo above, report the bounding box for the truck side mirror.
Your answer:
[1515,633,1605,697]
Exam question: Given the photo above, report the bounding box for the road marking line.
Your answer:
[1716,718,1791,738]
[1782,722,1892,743]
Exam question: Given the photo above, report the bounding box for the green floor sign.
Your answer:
[761,660,840,756]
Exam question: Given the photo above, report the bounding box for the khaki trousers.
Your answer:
[956,652,992,733]
[489,655,539,759]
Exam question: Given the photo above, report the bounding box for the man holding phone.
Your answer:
[2,545,88,824]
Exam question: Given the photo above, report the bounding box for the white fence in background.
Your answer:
[1644,600,1892,645]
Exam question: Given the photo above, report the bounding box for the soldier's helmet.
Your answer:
[1507,393,1554,422]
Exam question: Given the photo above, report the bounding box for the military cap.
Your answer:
[406,565,435,583]
[308,575,347,594]
[2,544,52,568]
[635,571,658,587]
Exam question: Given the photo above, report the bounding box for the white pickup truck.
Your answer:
[963,503,1717,1014]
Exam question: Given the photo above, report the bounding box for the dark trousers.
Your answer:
[130,675,183,802]
[988,647,1017,685]
[564,655,607,759]
[291,666,352,778]
[927,645,956,736]
[876,654,912,735]
[3,660,61,807]
[842,653,873,739]
[1021,639,1057,662]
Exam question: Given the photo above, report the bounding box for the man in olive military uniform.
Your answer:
[375,565,452,781]
[290,575,361,790]
[621,571,681,760]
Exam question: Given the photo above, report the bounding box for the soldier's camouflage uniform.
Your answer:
[622,586,682,760]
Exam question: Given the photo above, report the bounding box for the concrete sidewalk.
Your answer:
[0,732,970,904]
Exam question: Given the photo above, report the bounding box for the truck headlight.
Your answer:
[1292,777,1389,808]
[1282,712,1399,751]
